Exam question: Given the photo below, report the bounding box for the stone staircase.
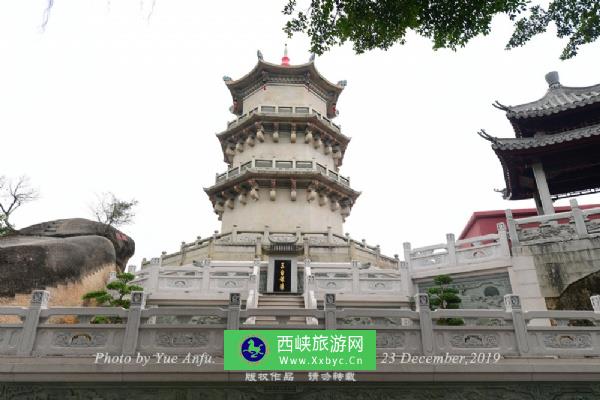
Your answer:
[250,294,307,325]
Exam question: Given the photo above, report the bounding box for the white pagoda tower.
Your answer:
[138,49,406,311]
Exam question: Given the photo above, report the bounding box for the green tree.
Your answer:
[82,272,143,324]
[427,274,464,326]
[283,0,600,60]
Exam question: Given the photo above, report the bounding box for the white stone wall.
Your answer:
[242,84,328,116]
[221,187,344,234]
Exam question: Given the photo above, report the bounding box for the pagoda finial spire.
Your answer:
[281,43,290,66]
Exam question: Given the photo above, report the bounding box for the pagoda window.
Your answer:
[296,161,313,169]
[255,160,273,168]
[276,161,293,169]
[316,163,327,174]
[295,107,310,114]
[278,106,293,113]
[240,161,252,171]
[261,105,276,113]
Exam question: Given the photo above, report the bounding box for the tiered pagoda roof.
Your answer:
[482,72,600,201]
[224,59,345,119]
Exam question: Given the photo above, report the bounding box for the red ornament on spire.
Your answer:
[281,44,290,66]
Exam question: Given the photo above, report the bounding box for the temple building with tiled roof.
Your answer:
[480,71,600,214]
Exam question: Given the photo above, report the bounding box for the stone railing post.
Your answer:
[403,242,412,273]
[123,291,145,356]
[17,290,49,356]
[303,237,310,258]
[504,294,529,356]
[351,260,360,294]
[202,258,211,291]
[497,222,510,256]
[446,234,457,266]
[415,293,434,356]
[325,294,337,330]
[179,241,187,265]
[255,236,262,258]
[570,199,589,238]
[505,209,520,245]
[159,251,166,267]
[591,295,600,313]
[227,293,241,330]
[147,265,160,294]
[399,261,411,296]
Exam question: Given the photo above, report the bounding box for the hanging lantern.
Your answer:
[305,129,313,143]
[331,200,340,211]
[313,136,322,149]
[319,194,329,207]
[290,179,297,201]
[249,182,259,201]
[269,180,277,201]
[307,187,317,202]
[324,144,332,155]
[290,126,297,143]
[256,126,265,142]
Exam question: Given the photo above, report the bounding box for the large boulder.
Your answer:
[0,218,134,299]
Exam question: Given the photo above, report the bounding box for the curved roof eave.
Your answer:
[225,59,344,94]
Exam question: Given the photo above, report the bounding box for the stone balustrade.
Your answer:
[214,158,350,187]
[1,291,599,358]
[131,260,404,303]
[305,261,404,297]
[404,224,511,279]
[130,261,259,302]
[506,199,600,245]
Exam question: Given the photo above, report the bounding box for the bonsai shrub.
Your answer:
[427,274,464,326]
[82,272,143,324]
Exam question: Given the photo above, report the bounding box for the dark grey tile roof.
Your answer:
[491,123,600,151]
[501,83,600,119]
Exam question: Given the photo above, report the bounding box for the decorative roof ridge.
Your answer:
[495,72,600,120]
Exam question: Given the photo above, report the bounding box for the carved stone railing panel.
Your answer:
[506,201,600,245]
[137,327,224,355]
[33,326,125,356]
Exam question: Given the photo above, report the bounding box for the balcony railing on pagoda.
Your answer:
[226,105,341,132]
[214,158,350,187]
